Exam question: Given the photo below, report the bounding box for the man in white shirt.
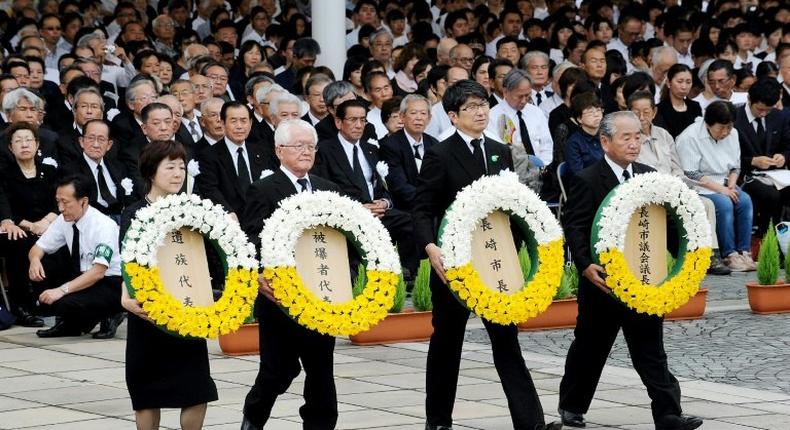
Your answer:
[199,97,226,147]
[693,59,748,112]
[30,175,124,339]
[650,47,679,104]
[426,66,469,139]
[345,0,380,49]
[486,69,554,166]
[522,51,553,107]
[607,15,644,71]
[171,79,203,143]
[364,71,395,140]
[666,20,695,68]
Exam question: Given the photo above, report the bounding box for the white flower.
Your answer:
[260,169,274,180]
[42,157,58,168]
[121,178,134,196]
[367,138,379,147]
[375,161,389,179]
[187,159,201,177]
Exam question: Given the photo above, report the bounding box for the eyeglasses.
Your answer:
[134,94,157,103]
[343,117,367,124]
[172,90,194,97]
[460,101,490,113]
[43,26,61,31]
[207,74,228,82]
[281,144,317,153]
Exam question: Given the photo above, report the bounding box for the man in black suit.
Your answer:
[380,94,438,211]
[58,87,105,169]
[196,101,277,220]
[313,99,415,274]
[734,78,790,234]
[111,79,157,176]
[413,80,558,430]
[315,80,378,143]
[240,119,341,430]
[558,111,702,430]
[302,74,332,126]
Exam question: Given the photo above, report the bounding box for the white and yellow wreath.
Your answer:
[121,194,259,338]
[260,191,401,336]
[439,171,565,325]
[592,172,712,316]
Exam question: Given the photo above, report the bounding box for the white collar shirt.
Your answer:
[279,165,312,192]
[604,154,633,184]
[82,153,117,207]
[224,138,252,182]
[337,132,374,198]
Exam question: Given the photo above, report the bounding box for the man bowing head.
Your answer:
[558,111,702,430]
[414,79,560,430]
[240,119,341,430]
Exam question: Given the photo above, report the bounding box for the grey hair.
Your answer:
[369,28,393,46]
[73,87,105,111]
[3,88,43,115]
[75,32,104,50]
[245,74,275,98]
[274,119,317,147]
[157,95,183,116]
[200,97,225,114]
[304,74,333,96]
[599,111,640,140]
[322,80,355,106]
[552,61,576,79]
[125,79,156,106]
[503,68,532,92]
[152,15,174,28]
[400,94,430,113]
[651,46,678,67]
[255,83,285,104]
[520,50,549,69]
[270,93,301,116]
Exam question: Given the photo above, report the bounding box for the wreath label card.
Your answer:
[156,227,215,308]
[294,226,353,304]
[623,204,667,285]
[470,210,522,296]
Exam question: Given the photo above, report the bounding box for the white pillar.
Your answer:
[311,0,347,79]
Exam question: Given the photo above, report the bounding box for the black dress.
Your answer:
[121,199,218,411]
[656,98,702,139]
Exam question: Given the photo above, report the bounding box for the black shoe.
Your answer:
[558,408,586,428]
[14,308,44,327]
[425,425,453,430]
[240,415,262,430]
[92,313,125,339]
[655,414,703,430]
[543,421,564,430]
[36,320,83,338]
[707,255,731,275]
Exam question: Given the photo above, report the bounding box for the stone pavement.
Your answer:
[2,271,790,429]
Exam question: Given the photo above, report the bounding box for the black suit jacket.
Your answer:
[43,99,74,133]
[379,129,438,210]
[734,105,790,176]
[62,154,138,215]
[313,135,390,204]
[413,132,514,251]
[783,87,790,110]
[0,125,59,173]
[56,127,83,170]
[248,117,280,169]
[564,159,654,273]
[111,111,148,185]
[241,168,341,250]
[196,137,273,215]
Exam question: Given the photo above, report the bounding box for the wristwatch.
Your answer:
[59,284,69,294]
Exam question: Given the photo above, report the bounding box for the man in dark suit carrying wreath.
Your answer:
[558,111,702,430]
[413,79,560,430]
[240,119,342,430]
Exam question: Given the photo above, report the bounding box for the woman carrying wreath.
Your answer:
[120,140,217,430]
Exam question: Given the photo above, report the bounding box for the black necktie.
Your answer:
[516,110,535,155]
[352,144,372,202]
[296,178,309,192]
[755,118,766,153]
[71,224,81,273]
[622,170,631,182]
[470,138,486,174]
[96,164,118,207]
[236,147,251,190]
[535,92,542,105]
[413,144,422,160]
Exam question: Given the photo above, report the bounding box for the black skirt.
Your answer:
[125,313,218,410]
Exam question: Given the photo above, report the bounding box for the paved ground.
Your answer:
[2,271,790,429]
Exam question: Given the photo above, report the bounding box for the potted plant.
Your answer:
[746,222,790,314]
[666,252,709,321]
[218,315,260,356]
[350,260,435,345]
[518,242,579,331]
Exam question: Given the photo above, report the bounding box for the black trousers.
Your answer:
[43,276,123,330]
[0,235,38,312]
[382,208,419,276]
[425,270,546,429]
[742,179,790,233]
[558,280,681,420]
[243,296,337,430]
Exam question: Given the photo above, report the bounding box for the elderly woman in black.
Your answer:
[0,122,58,327]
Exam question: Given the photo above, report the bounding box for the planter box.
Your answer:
[518,298,578,331]
[349,309,433,346]
[746,282,790,314]
[666,288,708,321]
[218,323,259,356]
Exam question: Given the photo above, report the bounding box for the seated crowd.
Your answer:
[1,0,789,340]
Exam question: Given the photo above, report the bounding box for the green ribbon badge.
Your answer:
[491,154,499,163]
